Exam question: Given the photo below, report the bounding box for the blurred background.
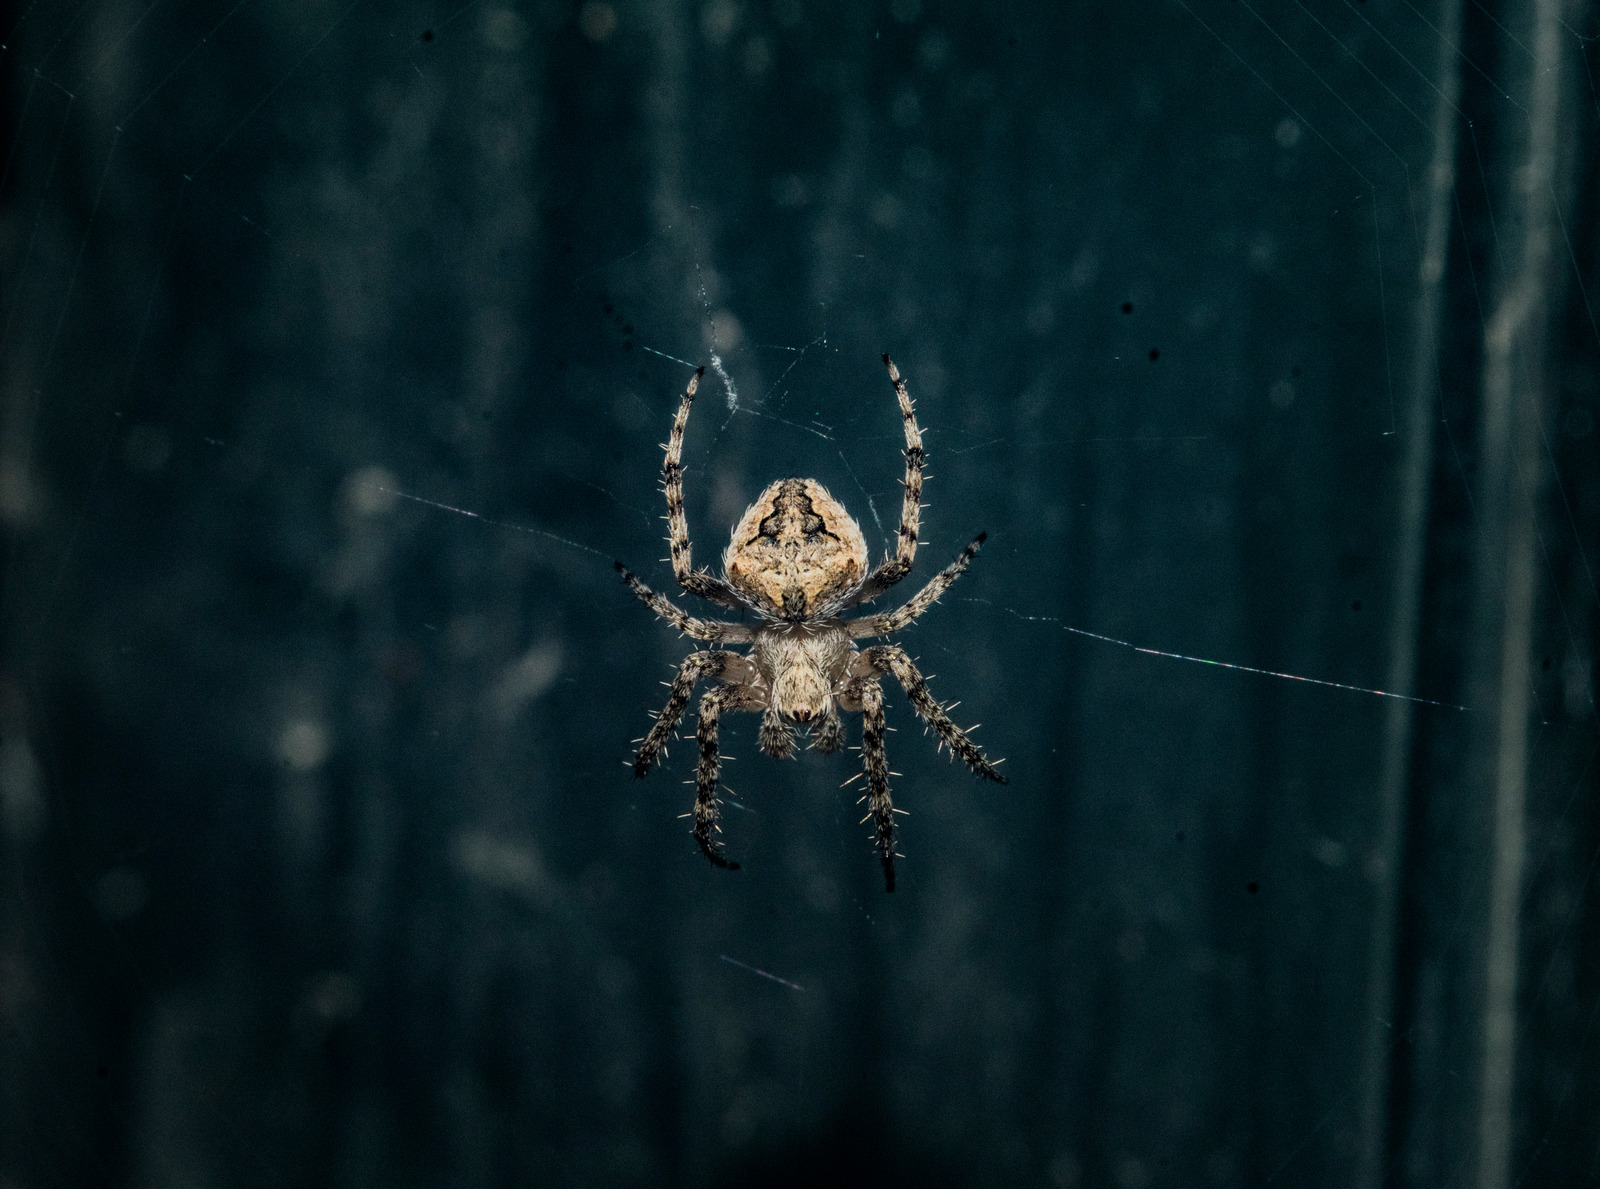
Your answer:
[2,0,1597,1185]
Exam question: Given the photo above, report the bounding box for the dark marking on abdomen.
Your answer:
[757,478,837,543]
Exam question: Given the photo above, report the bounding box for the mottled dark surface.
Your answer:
[2,1,1598,1186]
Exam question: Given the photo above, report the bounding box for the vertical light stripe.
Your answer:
[1475,0,1564,1185]
[1356,2,1463,1184]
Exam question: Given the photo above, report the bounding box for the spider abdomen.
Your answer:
[723,478,868,620]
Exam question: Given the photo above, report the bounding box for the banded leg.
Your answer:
[662,367,744,609]
[616,563,750,644]
[633,651,752,776]
[851,355,927,605]
[858,679,898,892]
[694,686,739,869]
[854,645,1007,783]
[848,533,987,639]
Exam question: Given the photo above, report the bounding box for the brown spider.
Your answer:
[615,355,1005,891]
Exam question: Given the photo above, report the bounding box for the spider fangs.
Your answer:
[615,355,1006,892]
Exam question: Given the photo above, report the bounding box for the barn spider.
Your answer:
[615,355,1006,892]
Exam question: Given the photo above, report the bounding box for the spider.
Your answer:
[615,355,1006,892]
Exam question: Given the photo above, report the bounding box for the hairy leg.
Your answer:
[850,355,926,605]
[693,686,745,869]
[854,645,1007,783]
[633,651,753,776]
[857,678,898,892]
[615,563,750,644]
[848,533,987,639]
[662,367,744,609]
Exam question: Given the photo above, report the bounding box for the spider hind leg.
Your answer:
[849,355,927,607]
[662,367,745,610]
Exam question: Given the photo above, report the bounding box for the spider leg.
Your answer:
[848,354,926,606]
[693,684,764,870]
[662,367,745,610]
[632,651,752,777]
[853,645,1007,784]
[856,678,898,892]
[615,563,751,644]
[847,533,987,639]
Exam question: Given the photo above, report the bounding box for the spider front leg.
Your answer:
[632,651,752,777]
[854,645,1007,784]
[851,678,898,892]
[692,684,764,870]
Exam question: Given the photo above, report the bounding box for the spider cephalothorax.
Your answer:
[615,355,1005,892]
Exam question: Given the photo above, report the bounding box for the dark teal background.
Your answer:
[1,1,1596,1185]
